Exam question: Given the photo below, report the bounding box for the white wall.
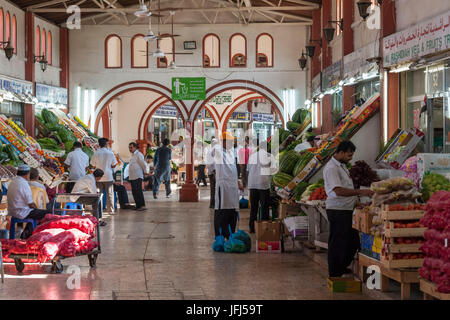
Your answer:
[0,0,25,80]
[34,16,60,86]
[69,23,309,123]
[352,1,381,51]
[395,0,450,31]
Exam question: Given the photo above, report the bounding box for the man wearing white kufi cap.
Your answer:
[7,164,52,238]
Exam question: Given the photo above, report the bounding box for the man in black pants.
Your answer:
[7,164,52,238]
[247,141,277,233]
[323,141,374,277]
[196,165,207,186]
[128,142,147,211]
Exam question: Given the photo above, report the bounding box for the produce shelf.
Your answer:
[380,256,424,268]
[386,243,422,253]
[420,279,450,300]
[384,227,426,238]
[380,210,426,221]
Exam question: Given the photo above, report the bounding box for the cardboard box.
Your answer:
[278,202,303,220]
[352,209,362,231]
[360,212,376,234]
[327,277,361,293]
[284,215,308,237]
[255,240,281,253]
[255,220,281,241]
[417,153,450,185]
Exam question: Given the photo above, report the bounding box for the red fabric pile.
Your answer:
[419,191,450,293]
[33,215,98,235]
[1,214,99,264]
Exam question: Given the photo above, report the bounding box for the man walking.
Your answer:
[153,138,172,199]
[206,139,218,209]
[212,132,244,240]
[90,138,118,214]
[247,141,277,233]
[323,141,374,277]
[64,141,89,193]
[128,142,147,211]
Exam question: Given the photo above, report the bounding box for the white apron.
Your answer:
[213,147,239,210]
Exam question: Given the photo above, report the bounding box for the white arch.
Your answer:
[93,81,188,123]
[189,80,284,124]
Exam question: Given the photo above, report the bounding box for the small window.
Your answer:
[229,33,246,67]
[256,33,273,67]
[35,26,40,57]
[131,34,148,68]
[41,28,46,57]
[5,11,10,42]
[0,8,3,43]
[105,34,122,68]
[157,35,174,68]
[47,31,52,64]
[203,34,220,68]
[336,0,343,35]
[12,15,16,54]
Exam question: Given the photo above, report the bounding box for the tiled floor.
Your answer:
[0,187,371,300]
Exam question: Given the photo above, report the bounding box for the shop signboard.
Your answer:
[154,105,178,118]
[343,41,380,80]
[172,77,206,100]
[383,10,450,68]
[0,75,33,95]
[252,112,274,123]
[229,111,251,122]
[35,83,68,105]
[322,61,342,90]
[210,92,233,105]
[311,73,322,98]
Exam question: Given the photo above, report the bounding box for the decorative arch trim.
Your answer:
[138,96,166,140]
[202,33,220,68]
[131,34,148,68]
[229,33,247,68]
[256,33,274,68]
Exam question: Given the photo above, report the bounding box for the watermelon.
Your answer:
[293,182,309,201]
[272,172,294,188]
[279,150,301,175]
[292,109,311,124]
[41,109,59,125]
[293,152,314,177]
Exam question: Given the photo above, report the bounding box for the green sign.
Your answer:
[172,77,206,100]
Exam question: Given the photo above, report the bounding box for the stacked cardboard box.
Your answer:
[255,220,282,253]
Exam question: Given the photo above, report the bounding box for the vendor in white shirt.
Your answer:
[247,141,277,233]
[294,135,316,153]
[72,169,107,226]
[7,164,52,238]
[323,141,374,277]
[128,142,148,211]
[64,141,90,193]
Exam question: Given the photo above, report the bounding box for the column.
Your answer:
[136,139,148,155]
[24,12,35,137]
[60,28,69,112]
[180,120,199,202]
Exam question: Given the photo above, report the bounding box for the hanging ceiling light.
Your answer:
[153,47,165,58]
[357,1,372,21]
[169,61,176,69]
[298,52,307,70]
[0,40,14,61]
[305,39,322,58]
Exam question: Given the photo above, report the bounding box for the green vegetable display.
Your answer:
[292,109,311,124]
[287,121,302,132]
[278,129,290,144]
[41,109,59,125]
[293,182,309,201]
[2,144,19,162]
[300,179,324,202]
[82,146,94,160]
[279,150,301,175]
[56,126,77,143]
[421,172,450,202]
[272,172,294,188]
[37,138,63,152]
[286,140,304,151]
[0,151,9,163]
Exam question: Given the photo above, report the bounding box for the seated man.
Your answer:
[144,155,154,190]
[28,167,50,208]
[7,164,52,238]
[113,183,134,209]
[72,169,107,226]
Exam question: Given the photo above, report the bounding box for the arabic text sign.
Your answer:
[154,105,178,117]
[0,76,33,95]
[172,77,206,100]
[312,73,322,98]
[35,83,68,105]
[229,112,251,122]
[252,113,274,123]
[210,92,233,105]
[322,60,342,90]
[383,10,450,67]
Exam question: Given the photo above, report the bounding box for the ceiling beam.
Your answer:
[31,5,318,13]
[263,10,313,22]
[255,10,279,23]
[283,0,319,7]
[26,0,69,10]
